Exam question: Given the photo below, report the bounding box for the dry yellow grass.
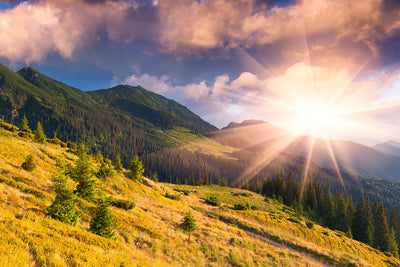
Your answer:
[0,129,399,266]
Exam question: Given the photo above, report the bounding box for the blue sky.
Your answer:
[1,0,400,144]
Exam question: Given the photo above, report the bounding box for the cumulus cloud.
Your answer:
[1,0,399,65]
[122,61,400,143]
[0,0,156,63]
[158,0,400,56]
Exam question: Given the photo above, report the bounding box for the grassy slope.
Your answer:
[163,127,239,160]
[0,128,399,266]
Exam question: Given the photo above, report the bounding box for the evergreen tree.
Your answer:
[334,193,348,232]
[313,177,324,215]
[70,144,96,202]
[345,193,355,235]
[352,192,374,245]
[34,121,46,143]
[363,195,374,246]
[21,154,36,172]
[388,227,399,258]
[323,183,335,228]
[180,212,197,244]
[47,173,80,226]
[19,114,32,138]
[285,171,296,206]
[374,202,391,251]
[127,154,144,182]
[389,208,400,251]
[21,114,31,133]
[90,199,117,240]
[112,154,123,173]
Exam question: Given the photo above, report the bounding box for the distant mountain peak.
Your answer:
[223,119,267,129]
[385,140,400,147]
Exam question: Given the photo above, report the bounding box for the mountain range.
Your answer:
[1,62,400,208]
[216,120,400,183]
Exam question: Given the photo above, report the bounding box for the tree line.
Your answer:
[258,172,400,257]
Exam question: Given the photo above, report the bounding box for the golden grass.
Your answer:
[0,130,399,266]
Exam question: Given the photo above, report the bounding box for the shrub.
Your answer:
[233,203,252,210]
[205,195,220,206]
[0,119,19,132]
[97,159,115,179]
[109,198,135,210]
[67,141,77,150]
[165,192,181,200]
[22,155,36,172]
[288,217,301,224]
[306,221,314,229]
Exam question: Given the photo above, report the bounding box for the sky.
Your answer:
[1,0,400,145]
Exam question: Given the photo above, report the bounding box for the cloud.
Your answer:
[122,61,400,143]
[1,0,399,66]
[0,0,156,64]
[158,0,400,56]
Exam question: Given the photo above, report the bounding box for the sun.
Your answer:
[298,104,343,136]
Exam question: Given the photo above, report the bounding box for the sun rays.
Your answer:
[219,41,400,202]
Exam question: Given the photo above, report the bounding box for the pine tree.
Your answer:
[47,173,80,226]
[19,114,32,138]
[70,144,96,202]
[345,193,355,227]
[22,154,36,172]
[21,114,31,133]
[334,193,348,232]
[388,227,399,258]
[180,212,197,244]
[374,202,391,251]
[34,121,46,143]
[127,154,144,182]
[112,154,123,173]
[389,208,400,251]
[352,192,374,245]
[90,199,117,240]
[323,183,335,228]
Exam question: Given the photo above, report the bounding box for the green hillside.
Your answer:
[0,63,215,167]
[0,124,399,266]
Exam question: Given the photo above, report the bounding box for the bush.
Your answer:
[67,141,77,150]
[165,192,181,200]
[233,202,252,210]
[288,217,301,224]
[97,159,115,179]
[47,137,67,147]
[306,221,314,229]
[205,195,220,206]
[0,119,19,132]
[109,198,135,210]
[22,155,36,172]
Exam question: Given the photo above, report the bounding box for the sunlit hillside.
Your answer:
[0,122,399,266]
